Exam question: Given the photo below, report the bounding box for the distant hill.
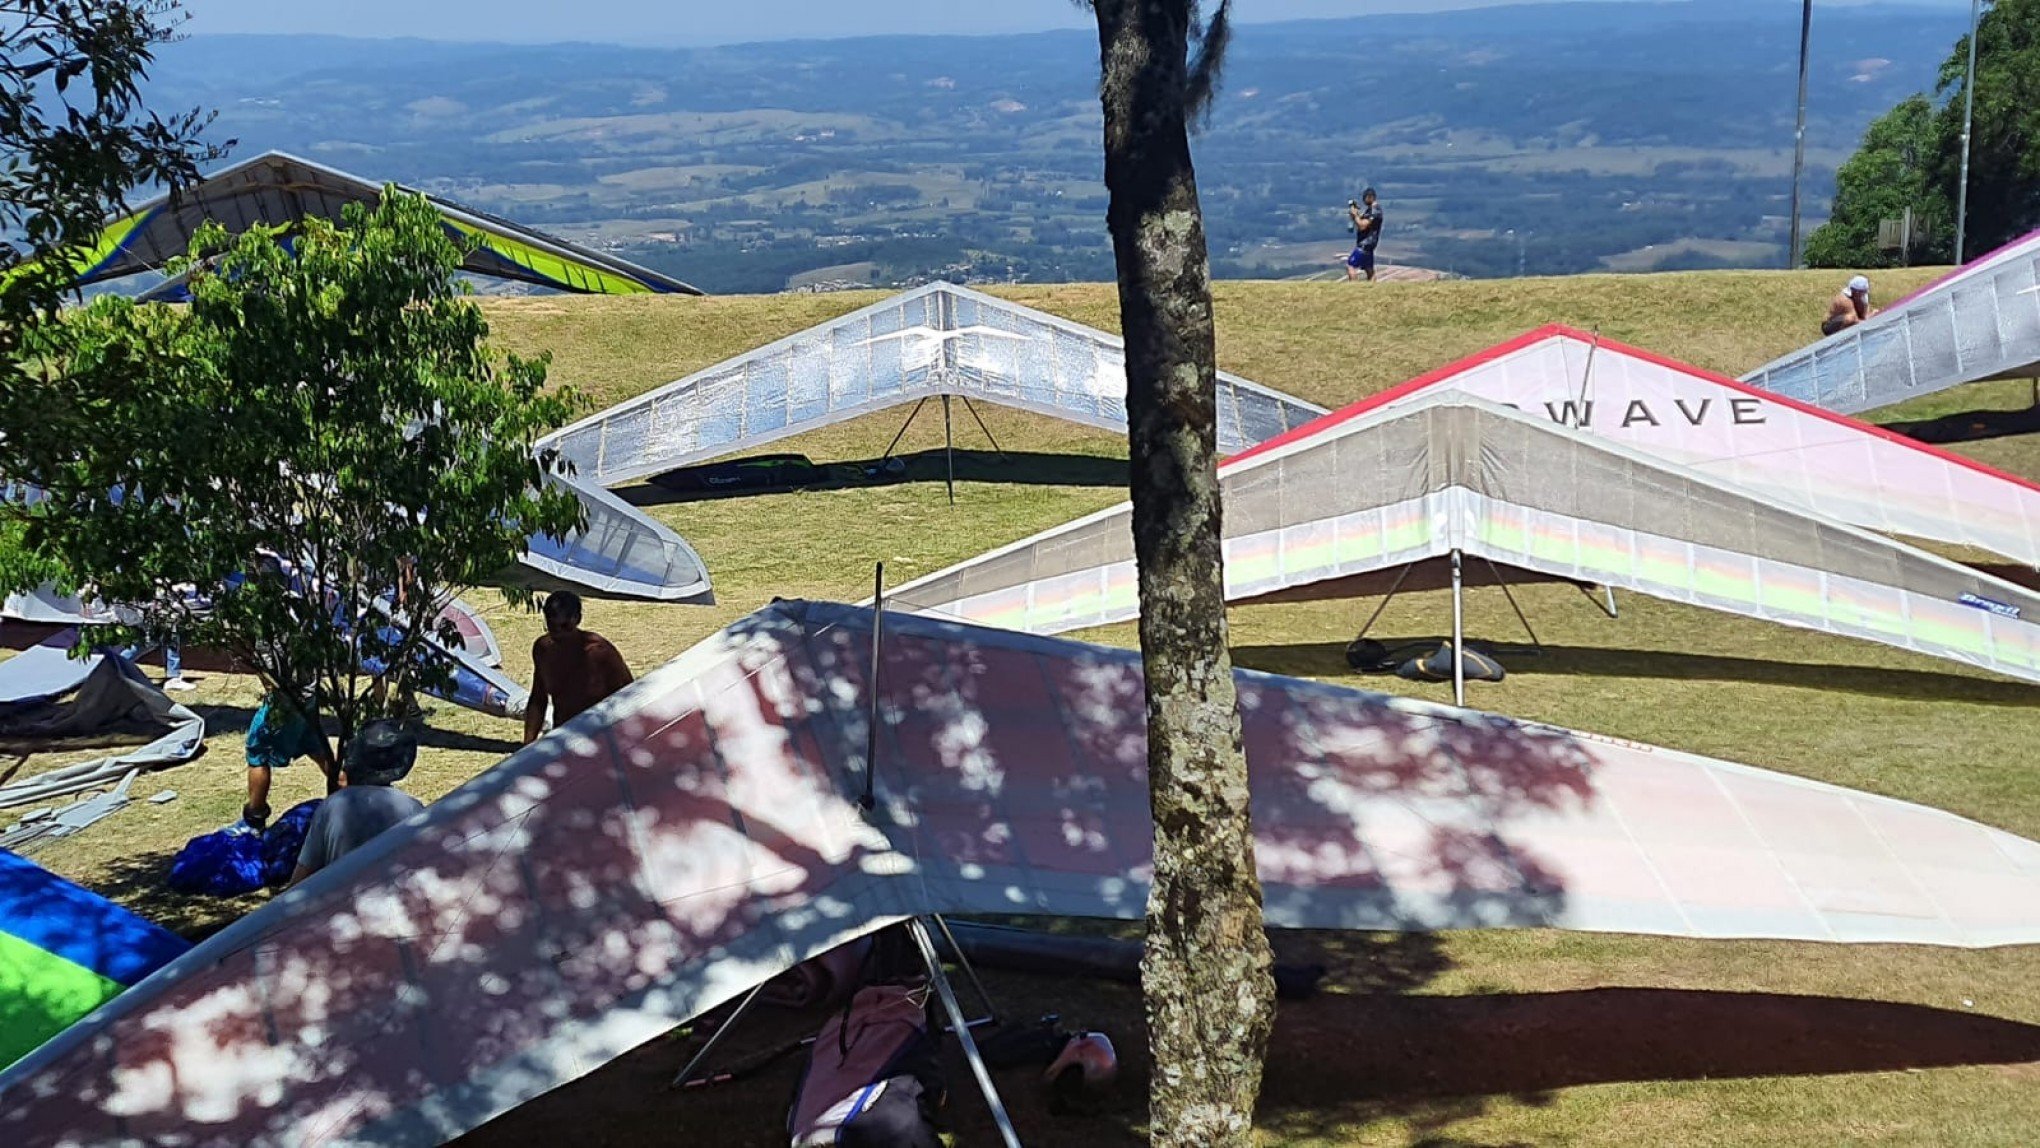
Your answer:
[143,1,1969,292]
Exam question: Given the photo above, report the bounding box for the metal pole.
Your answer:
[670,983,768,1088]
[961,396,1006,456]
[907,918,1023,1148]
[1788,0,1813,268]
[1480,556,1543,648]
[882,398,930,462]
[862,563,884,812]
[1450,549,1466,707]
[942,394,956,506]
[1573,329,1602,425]
[1352,561,1417,643]
[1604,584,1619,619]
[1956,0,1981,265]
[929,913,1001,1024]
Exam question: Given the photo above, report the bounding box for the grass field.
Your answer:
[14,267,2040,1145]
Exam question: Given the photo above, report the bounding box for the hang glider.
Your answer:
[537,281,1327,488]
[3,589,527,720]
[1741,230,2040,415]
[0,849,190,1070]
[1,601,2033,1146]
[68,151,701,297]
[1294,325,2040,569]
[498,473,714,604]
[888,390,2040,686]
[0,631,206,812]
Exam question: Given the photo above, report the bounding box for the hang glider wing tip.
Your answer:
[72,150,702,300]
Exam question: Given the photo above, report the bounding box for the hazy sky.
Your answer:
[178,0,1966,47]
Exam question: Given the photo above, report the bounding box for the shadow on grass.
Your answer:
[459,933,2040,1148]
[77,846,263,942]
[1883,400,2040,445]
[615,447,1128,507]
[1257,986,2040,1143]
[412,725,523,756]
[186,703,519,758]
[1232,638,2040,708]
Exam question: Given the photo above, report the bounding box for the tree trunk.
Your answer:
[1089,3,1276,1145]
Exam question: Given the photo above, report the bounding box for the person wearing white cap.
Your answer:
[1822,275,1876,337]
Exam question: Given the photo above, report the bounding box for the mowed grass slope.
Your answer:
[18,267,2040,1145]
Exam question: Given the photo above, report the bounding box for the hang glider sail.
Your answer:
[70,151,701,297]
[0,849,190,1069]
[1299,325,2040,569]
[888,391,2040,685]
[1741,230,2040,415]
[0,631,206,811]
[2,592,526,721]
[499,473,714,604]
[538,281,1327,487]
[2,601,2033,1146]
[29,151,709,602]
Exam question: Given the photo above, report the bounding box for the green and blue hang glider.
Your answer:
[70,150,702,299]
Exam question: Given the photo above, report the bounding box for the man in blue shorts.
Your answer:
[244,689,327,831]
[1345,188,1383,282]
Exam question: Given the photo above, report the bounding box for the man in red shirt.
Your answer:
[523,591,635,745]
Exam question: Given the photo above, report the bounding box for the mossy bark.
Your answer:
[1089,3,1277,1145]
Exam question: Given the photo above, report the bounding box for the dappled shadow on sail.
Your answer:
[0,617,902,1145]
[4,601,2036,1146]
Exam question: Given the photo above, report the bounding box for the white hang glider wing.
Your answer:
[1741,230,2040,415]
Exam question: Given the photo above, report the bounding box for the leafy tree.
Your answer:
[1805,95,1950,269]
[2,1,224,593]
[1080,1,1275,1144]
[1814,0,2040,269]
[3,192,586,783]
[1,0,223,391]
[1929,0,2040,256]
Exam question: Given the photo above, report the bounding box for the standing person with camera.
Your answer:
[1345,188,1384,282]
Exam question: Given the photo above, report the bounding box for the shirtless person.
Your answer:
[1822,275,1876,337]
[524,591,634,745]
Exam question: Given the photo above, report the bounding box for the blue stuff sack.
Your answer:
[259,799,323,887]
[167,825,265,896]
[167,799,324,896]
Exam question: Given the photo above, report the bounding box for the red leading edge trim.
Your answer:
[1223,324,2040,498]
[1880,227,2040,312]
[1223,325,1559,465]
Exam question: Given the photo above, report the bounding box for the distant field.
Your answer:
[784,260,881,289]
[17,267,2040,1146]
[1601,237,1786,272]
[483,108,898,147]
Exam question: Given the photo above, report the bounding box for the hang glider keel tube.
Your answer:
[676,579,1020,1145]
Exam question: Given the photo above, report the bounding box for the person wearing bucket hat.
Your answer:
[285,720,426,887]
[1822,275,1877,336]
